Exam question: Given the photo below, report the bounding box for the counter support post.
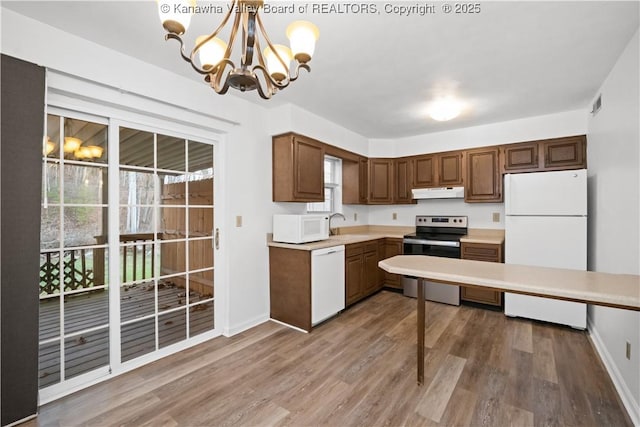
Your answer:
[417,278,425,385]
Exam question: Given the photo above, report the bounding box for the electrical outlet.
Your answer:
[392,212,397,220]
[626,341,631,360]
[492,212,500,222]
[354,213,358,221]
[236,216,242,227]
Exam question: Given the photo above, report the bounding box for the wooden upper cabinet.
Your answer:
[502,141,541,173]
[438,151,464,186]
[413,154,436,188]
[394,157,413,204]
[502,136,586,173]
[465,147,502,202]
[359,157,369,204]
[342,159,359,204]
[542,135,586,170]
[413,151,463,188]
[368,158,394,204]
[272,133,324,202]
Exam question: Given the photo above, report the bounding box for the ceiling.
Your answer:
[4,1,639,138]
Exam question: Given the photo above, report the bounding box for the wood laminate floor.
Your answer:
[26,291,632,427]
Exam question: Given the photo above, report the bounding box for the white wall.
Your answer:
[0,7,276,336]
[367,109,588,229]
[586,29,640,425]
[371,109,587,158]
[267,103,372,228]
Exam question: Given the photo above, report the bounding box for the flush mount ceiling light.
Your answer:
[157,0,319,99]
[428,96,464,121]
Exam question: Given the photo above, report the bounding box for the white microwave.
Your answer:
[273,214,330,244]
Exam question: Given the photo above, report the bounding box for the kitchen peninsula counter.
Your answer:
[379,255,640,385]
[379,255,639,310]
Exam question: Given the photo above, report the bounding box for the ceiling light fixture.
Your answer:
[157,0,319,99]
[428,96,464,121]
[50,137,104,160]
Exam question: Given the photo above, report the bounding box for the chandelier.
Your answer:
[157,0,319,99]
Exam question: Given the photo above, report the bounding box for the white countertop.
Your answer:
[460,228,505,245]
[379,255,640,311]
[267,233,399,251]
[267,226,409,251]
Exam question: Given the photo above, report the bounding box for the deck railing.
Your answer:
[39,249,97,296]
[39,233,156,296]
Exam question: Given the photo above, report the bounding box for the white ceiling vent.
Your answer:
[591,94,602,115]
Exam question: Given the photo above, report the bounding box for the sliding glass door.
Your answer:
[39,111,218,397]
[39,112,110,388]
[118,127,216,362]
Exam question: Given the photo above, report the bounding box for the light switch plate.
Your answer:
[354,213,358,221]
[392,213,397,220]
[236,216,242,227]
[492,212,500,222]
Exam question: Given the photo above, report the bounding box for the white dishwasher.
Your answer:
[311,245,345,326]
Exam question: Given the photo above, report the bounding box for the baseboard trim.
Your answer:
[269,318,309,333]
[588,320,640,426]
[5,413,37,427]
[223,314,269,337]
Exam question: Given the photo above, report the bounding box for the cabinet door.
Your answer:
[394,158,413,204]
[543,136,586,170]
[465,147,502,202]
[369,159,394,204]
[502,142,541,173]
[383,238,403,289]
[413,154,436,188]
[293,136,325,201]
[341,159,360,204]
[437,151,464,186]
[378,239,386,287]
[359,157,369,204]
[273,133,324,202]
[461,287,502,306]
[345,254,364,306]
[460,242,503,306]
[363,250,379,296]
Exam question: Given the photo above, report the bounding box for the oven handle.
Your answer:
[402,238,460,248]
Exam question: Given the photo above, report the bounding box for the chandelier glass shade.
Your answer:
[48,136,104,160]
[157,0,318,99]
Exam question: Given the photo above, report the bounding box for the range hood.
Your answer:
[412,187,465,199]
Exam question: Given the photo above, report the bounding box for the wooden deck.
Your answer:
[38,282,214,388]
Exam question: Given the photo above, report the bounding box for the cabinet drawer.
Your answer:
[461,243,500,261]
[346,243,364,257]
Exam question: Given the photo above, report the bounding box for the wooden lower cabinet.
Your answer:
[382,238,403,289]
[345,240,382,306]
[460,242,504,306]
[269,247,312,331]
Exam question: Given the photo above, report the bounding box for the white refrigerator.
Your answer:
[504,169,587,329]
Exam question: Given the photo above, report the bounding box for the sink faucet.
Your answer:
[329,212,346,236]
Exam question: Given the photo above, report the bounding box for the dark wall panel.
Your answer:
[1,54,45,426]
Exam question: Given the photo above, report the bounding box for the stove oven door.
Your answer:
[402,239,461,305]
